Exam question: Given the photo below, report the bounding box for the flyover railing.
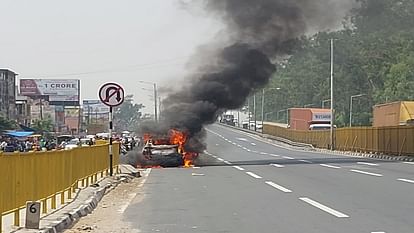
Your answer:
[0,143,119,231]
[263,124,414,156]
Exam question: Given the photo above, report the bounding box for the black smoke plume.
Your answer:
[141,0,356,152]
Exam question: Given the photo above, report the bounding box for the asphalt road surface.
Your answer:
[124,124,414,233]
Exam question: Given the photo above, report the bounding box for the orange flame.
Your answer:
[169,129,187,154]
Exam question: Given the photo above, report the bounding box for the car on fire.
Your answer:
[136,130,199,168]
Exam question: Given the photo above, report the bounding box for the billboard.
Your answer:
[20,79,80,105]
[83,100,110,115]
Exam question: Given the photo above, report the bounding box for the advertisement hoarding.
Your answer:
[83,100,110,115]
[20,79,80,105]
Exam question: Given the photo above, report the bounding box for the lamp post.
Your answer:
[261,87,281,129]
[330,38,335,150]
[277,109,289,124]
[349,94,366,127]
[322,99,331,109]
[139,81,158,122]
[304,103,315,108]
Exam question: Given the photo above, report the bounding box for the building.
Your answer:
[15,95,32,126]
[0,69,17,120]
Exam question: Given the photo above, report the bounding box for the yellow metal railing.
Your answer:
[263,124,414,156]
[0,143,119,231]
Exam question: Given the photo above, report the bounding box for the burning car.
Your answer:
[136,129,199,168]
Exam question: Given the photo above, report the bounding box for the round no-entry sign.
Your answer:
[99,82,125,107]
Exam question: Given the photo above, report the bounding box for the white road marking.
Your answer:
[357,162,379,166]
[236,138,248,141]
[251,143,256,146]
[232,142,237,145]
[224,161,232,165]
[350,169,383,177]
[215,144,220,146]
[371,232,386,233]
[217,158,225,162]
[270,154,280,157]
[118,168,151,213]
[299,159,312,164]
[233,166,245,171]
[237,144,242,147]
[251,150,259,153]
[265,181,292,193]
[242,147,247,150]
[246,172,262,179]
[299,197,349,218]
[270,163,285,168]
[320,164,341,169]
[397,178,414,184]
[283,156,295,160]
[246,149,251,152]
[260,152,269,155]
[403,162,414,165]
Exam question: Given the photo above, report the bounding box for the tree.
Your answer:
[113,95,144,131]
[0,116,16,132]
[32,118,54,132]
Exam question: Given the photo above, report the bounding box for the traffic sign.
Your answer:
[99,82,125,107]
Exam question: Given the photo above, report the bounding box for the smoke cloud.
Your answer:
[143,0,357,152]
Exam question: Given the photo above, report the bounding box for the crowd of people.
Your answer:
[0,134,140,153]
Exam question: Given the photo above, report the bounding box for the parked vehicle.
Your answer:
[373,101,414,127]
[289,108,331,131]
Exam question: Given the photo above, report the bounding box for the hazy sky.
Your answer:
[0,0,222,113]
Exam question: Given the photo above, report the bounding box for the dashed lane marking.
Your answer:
[299,197,349,218]
[251,143,256,146]
[298,159,312,164]
[224,160,232,165]
[357,162,379,166]
[217,158,225,162]
[246,172,262,179]
[260,152,269,155]
[320,164,341,169]
[233,166,245,171]
[270,163,285,168]
[270,154,280,157]
[350,169,383,177]
[265,181,292,193]
[283,156,295,160]
[397,178,414,184]
[403,162,414,165]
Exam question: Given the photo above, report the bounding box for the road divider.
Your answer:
[299,197,349,218]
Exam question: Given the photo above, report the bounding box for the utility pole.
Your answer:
[261,89,265,131]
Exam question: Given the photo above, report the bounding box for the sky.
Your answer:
[0,0,222,113]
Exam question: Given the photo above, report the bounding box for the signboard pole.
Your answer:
[109,106,113,176]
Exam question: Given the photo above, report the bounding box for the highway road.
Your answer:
[124,124,414,233]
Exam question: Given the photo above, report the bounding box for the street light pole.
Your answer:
[349,94,366,127]
[330,39,335,150]
[253,93,256,131]
[139,81,158,122]
[322,99,331,109]
[261,87,281,126]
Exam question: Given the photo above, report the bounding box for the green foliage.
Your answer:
[113,94,144,131]
[32,118,54,132]
[261,0,414,127]
[0,116,16,132]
